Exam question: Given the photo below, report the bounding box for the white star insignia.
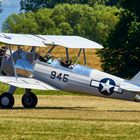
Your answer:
[101,80,115,94]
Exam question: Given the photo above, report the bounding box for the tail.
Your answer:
[131,72,140,84]
[120,72,140,92]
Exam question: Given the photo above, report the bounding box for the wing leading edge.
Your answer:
[0,76,57,90]
[39,35,103,49]
[0,33,103,49]
[0,33,48,47]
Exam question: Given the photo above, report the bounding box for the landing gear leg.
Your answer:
[22,89,38,108]
[0,86,16,108]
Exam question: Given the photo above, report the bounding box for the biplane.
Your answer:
[0,33,139,108]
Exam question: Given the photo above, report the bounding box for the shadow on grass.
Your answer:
[1,106,140,112]
[11,106,92,111]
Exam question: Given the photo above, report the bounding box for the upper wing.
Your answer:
[0,33,47,47]
[39,35,103,49]
[0,33,103,49]
[0,76,57,90]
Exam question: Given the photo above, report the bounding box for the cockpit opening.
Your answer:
[38,53,54,64]
[59,58,73,69]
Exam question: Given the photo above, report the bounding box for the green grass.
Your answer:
[1,119,140,140]
[0,83,140,140]
[0,95,140,140]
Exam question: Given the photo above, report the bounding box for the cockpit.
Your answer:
[37,44,88,70]
[38,54,74,69]
[38,53,54,64]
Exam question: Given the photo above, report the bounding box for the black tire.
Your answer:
[0,92,15,108]
[22,92,38,108]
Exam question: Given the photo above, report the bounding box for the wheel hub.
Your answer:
[1,97,10,106]
[24,97,33,105]
[22,92,38,108]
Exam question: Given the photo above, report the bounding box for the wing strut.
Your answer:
[9,46,17,78]
[47,43,55,54]
[0,46,7,74]
[83,49,87,66]
[66,48,69,61]
[75,48,82,64]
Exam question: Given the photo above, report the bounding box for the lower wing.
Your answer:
[0,76,57,90]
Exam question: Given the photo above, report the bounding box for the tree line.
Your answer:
[20,0,117,11]
[0,2,2,13]
[2,0,140,78]
[98,0,140,77]
[3,4,120,45]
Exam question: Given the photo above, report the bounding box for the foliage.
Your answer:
[0,2,2,13]
[3,4,120,46]
[3,13,39,34]
[120,0,140,19]
[88,0,119,6]
[20,0,116,12]
[20,0,89,11]
[98,0,140,78]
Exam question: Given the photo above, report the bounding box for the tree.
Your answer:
[88,0,118,6]
[3,13,39,34]
[20,0,89,12]
[0,2,2,13]
[20,0,114,12]
[120,0,140,19]
[3,4,120,45]
[98,0,140,78]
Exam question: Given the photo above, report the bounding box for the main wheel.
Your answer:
[0,92,15,108]
[22,92,38,108]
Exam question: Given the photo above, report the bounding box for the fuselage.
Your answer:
[2,50,138,102]
[33,59,137,101]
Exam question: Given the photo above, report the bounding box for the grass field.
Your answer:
[0,95,140,140]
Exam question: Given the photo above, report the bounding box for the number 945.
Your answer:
[50,71,69,83]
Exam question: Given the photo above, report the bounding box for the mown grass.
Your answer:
[0,95,140,140]
[1,119,140,140]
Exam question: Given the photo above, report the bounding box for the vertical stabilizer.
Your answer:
[131,72,140,84]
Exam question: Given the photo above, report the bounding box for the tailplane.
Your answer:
[120,72,140,92]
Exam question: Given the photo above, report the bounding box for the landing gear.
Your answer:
[0,92,15,108]
[0,86,38,109]
[22,92,38,108]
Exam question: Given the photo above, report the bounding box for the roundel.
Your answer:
[98,78,116,96]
